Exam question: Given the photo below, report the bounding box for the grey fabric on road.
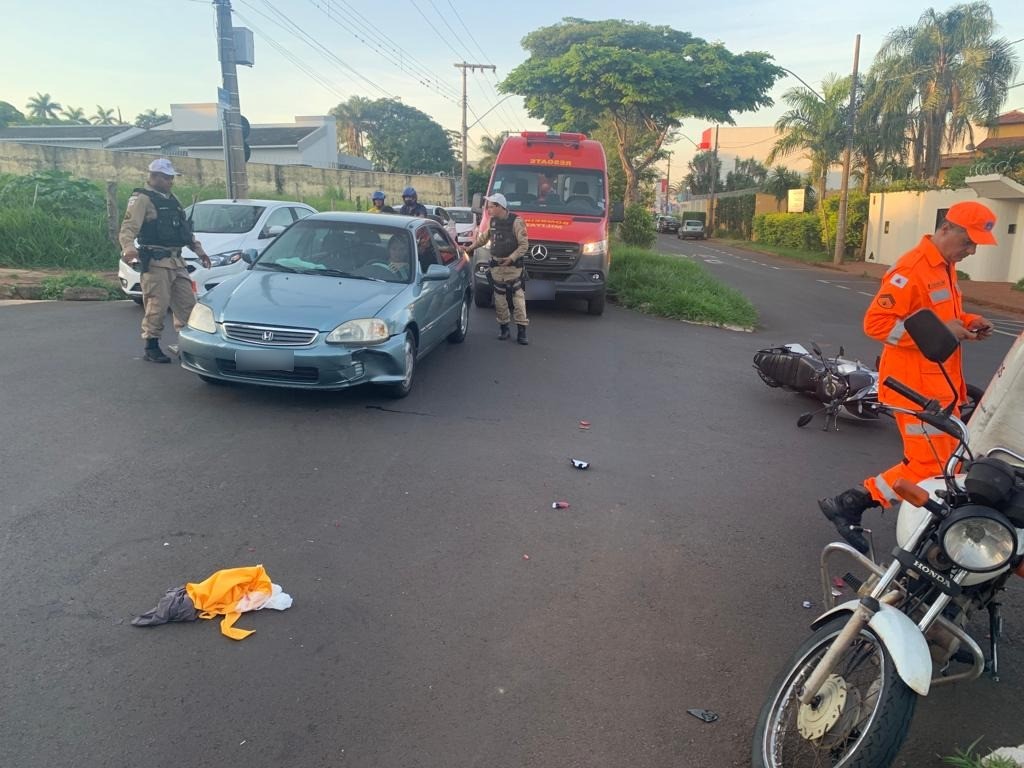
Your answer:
[131,585,198,626]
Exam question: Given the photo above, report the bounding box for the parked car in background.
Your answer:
[178,212,472,397]
[446,206,478,246]
[117,198,316,302]
[655,215,680,234]
[677,219,706,240]
[420,204,459,243]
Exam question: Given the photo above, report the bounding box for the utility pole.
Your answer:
[454,62,496,205]
[834,34,860,265]
[707,125,719,233]
[214,0,248,199]
[664,152,672,214]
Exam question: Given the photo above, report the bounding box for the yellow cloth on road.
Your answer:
[185,565,272,640]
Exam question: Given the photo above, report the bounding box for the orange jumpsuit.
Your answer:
[862,235,981,506]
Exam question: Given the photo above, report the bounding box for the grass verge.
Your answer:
[40,272,121,300]
[608,241,757,329]
[716,237,832,265]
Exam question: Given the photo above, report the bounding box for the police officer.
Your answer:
[398,186,428,217]
[119,158,210,364]
[368,190,395,213]
[465,193,530,344]
[819,200,997,552]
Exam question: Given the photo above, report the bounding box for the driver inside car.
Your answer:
[386,234,411,281]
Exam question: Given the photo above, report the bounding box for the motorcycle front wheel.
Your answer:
[751,617,917,768]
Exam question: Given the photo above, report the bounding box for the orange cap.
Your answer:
[945,201,998,245]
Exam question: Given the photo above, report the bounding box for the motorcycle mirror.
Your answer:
[904,309,958,364]
[797,413,814,427]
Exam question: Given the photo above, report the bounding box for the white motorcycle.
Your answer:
[752,309,1024,768]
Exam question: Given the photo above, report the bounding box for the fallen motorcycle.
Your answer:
[753,341,983,431]
[751,309,1024,768]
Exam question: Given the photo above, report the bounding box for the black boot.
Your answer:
[144,338,171,364]
[818,487,878,554]
[516,325,528,345]
[498,324,510,340]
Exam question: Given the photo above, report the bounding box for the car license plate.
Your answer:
[235,349,295,371]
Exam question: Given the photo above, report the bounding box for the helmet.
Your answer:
[371,191,385,201]
[402,186,417,198]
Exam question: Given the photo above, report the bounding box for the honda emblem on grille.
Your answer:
[261,330,274,342]
[530,245,548,260]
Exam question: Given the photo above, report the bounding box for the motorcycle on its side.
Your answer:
[751,310,1024,768]
[753,341,984,431]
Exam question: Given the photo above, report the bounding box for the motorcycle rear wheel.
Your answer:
[752,617,917,768]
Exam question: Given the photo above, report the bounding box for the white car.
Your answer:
[446,206,479,246]
[420,204,459,243]
[118,198,317,302]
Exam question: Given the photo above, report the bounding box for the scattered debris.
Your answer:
[802,600,814,609]
[551,501,570,509]
[687,708,719,723]
[831,588,843,598]
[578,420,591,430]
[522,554,530,560]
[832,576,846,589]
[570,458,590,470]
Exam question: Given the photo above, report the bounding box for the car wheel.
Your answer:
[587,291,606,316]
[448,293,470,343]
[384,331,417,399]
[474,288,493,308]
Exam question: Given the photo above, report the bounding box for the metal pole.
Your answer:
[215,0,248,199]
[834,34,860,265]
[708,126,719,234]
[454,62,496,206]
[664,153,671,214]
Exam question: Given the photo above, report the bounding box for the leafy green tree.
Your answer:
[0,101,25,127]
[725,157,767,191]
[26,92,62,121]
[591,119,660,205]
[360,99,455,174]
[762,166,804,210]
[330,95,374,157]
[60,106,88,124]
[851,73,909,194]
[618,203,656,247]
[91,106,119,125]
[500,18,781,203]
[683,150,721,195]
[475,131,509,175]
[871,1,1019,182]
[134,109,170,129]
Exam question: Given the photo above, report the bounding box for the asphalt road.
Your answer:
[1,250,1021,767]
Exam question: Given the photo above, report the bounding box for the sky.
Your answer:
[2,0,1023,176]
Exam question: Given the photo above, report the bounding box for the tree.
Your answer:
[762,166,804,210]
[26,92,62,121]
[476,131,509,174]
[60,106,88,124]
[91,106,119,125]
[500,18,781,203]
[683,150,722,195]
[767,73,850,208]
[359,99,455,174]
[330,96,373,157]
[871,1,1019,182]
[851,72,910,194]
[725,157,768,191]
[0,101,25,127]
[134,109,170,129]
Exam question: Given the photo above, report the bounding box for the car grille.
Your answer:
[524,241,580,273]
[217,359,320,383]
[223,323,318,346]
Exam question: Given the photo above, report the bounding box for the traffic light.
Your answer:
[241,115,251,162]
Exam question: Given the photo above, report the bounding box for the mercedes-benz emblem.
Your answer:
[261,330,274,342]
[530,245,548,260]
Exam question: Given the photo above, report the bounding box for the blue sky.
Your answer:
[2,0,1023,171]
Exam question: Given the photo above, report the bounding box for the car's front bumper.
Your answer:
[178,326,409,390]
[117,260,142,299]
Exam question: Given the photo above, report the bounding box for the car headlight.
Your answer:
[207,250,243,268]
[187,302,217,334]
[939,506,1017,572]
[582,239,608,256]
[326,318,389,344]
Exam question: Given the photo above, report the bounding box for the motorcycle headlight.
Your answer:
[939,506,1017,573]
[326,318,388,344]
[581,239,608,256]
[187,302,217,334]
[207,250,243,268]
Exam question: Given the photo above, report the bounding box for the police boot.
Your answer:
[516,325,528,345]
[818,487,878,554]
[144,337,171,364]
[498,324,510,340]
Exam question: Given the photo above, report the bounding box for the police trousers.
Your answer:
[491,265,528,326]
[141,262,196,340]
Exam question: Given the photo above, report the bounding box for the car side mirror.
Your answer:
[904,308,959,363]
[260,224,286,239]
[422,264,451,281]
[241,248,259,265]
[471,192,483,214]
[609,201,625,223]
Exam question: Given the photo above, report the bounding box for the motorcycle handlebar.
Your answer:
[882,376,932,409]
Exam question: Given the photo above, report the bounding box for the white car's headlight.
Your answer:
[940,507,1017,572]
[581,239,608,256]
[207,250,243,268]
[326,318,389,344]
[187,303,217,334]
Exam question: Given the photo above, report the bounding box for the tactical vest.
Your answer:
[489,213,520,259]
[135,189,193,248]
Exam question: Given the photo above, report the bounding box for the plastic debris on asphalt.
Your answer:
[831,588,843,598]
[578,420,591,430]
[522,554,530,560]
[802,600,813,609]
[570,458,590,470]
[832,576,846,588]
[552,501,570,509]
[687,708,719,723]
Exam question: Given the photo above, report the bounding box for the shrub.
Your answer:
[752,213,823,251]
[1014,277,1024,292]
[957,270,970,281]
[619,204,656,248]
[40,272,120,300]
[716,193,757,238]
[0,206,118,270]
[0,170,105,216]
[820,192,869,257]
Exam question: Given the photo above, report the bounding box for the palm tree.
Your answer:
[91,106,118,125]
[331,96,374,157]
[871,1,1020,182]
[476,131,509,173]
[25,92,62,121]
[852,73,910,194]
[134,108,170,129]
[762,166,804,211]
[767,73,849,208]
[60,106,88,124]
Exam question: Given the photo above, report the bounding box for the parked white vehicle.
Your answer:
[446,206,479,246]
[117,198,316,302]
[420,204,459,243]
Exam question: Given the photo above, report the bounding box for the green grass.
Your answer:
[0,207,118,270]
[608,242,758,329]
[943,740,1019,768]
[40,271,121,300]
[717,237,832,265]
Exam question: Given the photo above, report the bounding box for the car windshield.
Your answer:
[684,220,703,227]
[490,165,606,216]
[186,203,266,234]
[448,209,475,224]
[256,219,414,284]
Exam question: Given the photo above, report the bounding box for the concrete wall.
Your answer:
[866,188,1023,282]
[0,141,456,207]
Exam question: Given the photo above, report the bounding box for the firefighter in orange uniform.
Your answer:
[819,200,998,553]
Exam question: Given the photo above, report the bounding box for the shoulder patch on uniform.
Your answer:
[889,273,908,288]
[877,293,896,309]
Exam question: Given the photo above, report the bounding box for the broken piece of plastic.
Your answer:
[802,600,813,609]
[687,708,719,723]
[578,420,591,429]
[552,501,570,509]
[832,576,847,588]
[570,458,590,470]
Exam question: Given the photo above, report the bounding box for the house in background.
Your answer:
[0,124,143,150]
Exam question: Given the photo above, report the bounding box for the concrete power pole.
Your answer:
[833,34,860,265]
[707,126,720,233]
[454,62,496,206]
[214,0,248,199]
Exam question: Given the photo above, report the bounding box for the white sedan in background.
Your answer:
[118,198,316,302]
